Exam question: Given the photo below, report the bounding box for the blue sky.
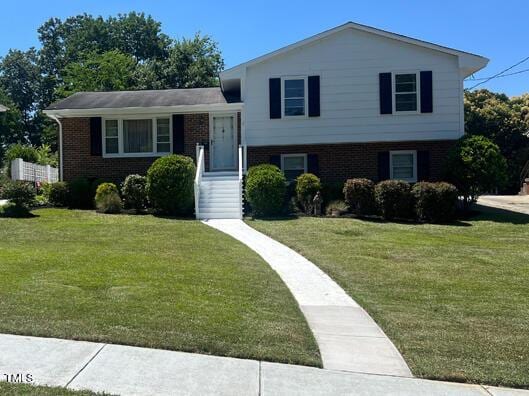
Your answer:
[1,0,528,96]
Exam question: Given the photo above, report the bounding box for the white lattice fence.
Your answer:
[11,158,58,183]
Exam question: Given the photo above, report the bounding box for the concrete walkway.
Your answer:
[1,333,527,395]
[203,219,411,377]
[478,195,529,215]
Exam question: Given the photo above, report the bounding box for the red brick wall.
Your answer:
[247,140,456,183]
[61,113,241,182]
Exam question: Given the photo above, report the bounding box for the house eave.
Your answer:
[43,103,244,118]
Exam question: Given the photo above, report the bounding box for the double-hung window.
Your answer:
[390,150,417,182]
[103,117,171,157]
[394,73,419,113]
[283,77,306,117]
[281,154,307,181]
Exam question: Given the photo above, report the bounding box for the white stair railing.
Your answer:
[194,145,205,219]
[238,145,244,219]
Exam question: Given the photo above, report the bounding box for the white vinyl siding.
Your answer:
[103,116,172,157]
[243,27,462,146]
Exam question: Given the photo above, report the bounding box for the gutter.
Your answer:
[47,115,63,181]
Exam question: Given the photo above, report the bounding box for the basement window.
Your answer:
[390,150,417,182]
[281,154,307,181]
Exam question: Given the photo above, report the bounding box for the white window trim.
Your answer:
[281,76,308,119]
[390,150,417,183]
[392,71,420,115]
[102,115,173,158]
[281,153,308,181]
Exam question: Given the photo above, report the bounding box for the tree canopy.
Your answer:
[0,12,224,163]
[464,89,529,192]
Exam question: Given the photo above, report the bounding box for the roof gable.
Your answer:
[221,22,488,79]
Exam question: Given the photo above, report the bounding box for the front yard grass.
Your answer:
[248,209,529,388]
[0,209,320,367]
[0,382,102,396]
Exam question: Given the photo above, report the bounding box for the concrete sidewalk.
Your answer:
[478,195,529,215]
[1,333,527,395]
[204,219,411,377]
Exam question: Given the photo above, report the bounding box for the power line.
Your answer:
[467,55,529,90]
[465,67,529,82]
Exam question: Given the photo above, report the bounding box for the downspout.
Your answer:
[48,115,64,181]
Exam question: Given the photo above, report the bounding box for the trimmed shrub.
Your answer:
[121,174,147,212]
[1,181,36,217]
[146,155,195,215]
[246,164,286,217]
[412,182,458,223]
[47,182,69,207]
[374,180,414,220]
[3,144,38,173]
[90,178,108,201]
[69,177,92,209]
[295,173,321,214]
[95,183,122,214]
[343,178,376,215]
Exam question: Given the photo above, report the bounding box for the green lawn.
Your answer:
[0,382,103,396]
[0,209,320,367]
[248,208,529,388]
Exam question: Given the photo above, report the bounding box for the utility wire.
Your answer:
[467,55,529,90]
[466,67,529,82]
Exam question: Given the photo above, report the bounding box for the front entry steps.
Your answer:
[197,172,242,219]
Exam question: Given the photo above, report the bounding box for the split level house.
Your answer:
[44,22,488,219]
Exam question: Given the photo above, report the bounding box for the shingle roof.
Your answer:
[0,104,8,112]
[46,88,240,110]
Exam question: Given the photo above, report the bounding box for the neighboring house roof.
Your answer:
[45,88,241,114]
[0,104,8,112]
[221,21,488,80]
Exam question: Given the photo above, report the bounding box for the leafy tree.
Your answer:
[444,135,508,209]
[136,34,224,89]
[58,50,137,97]
[465,89,529,192]
[0,49,41,141]
[0,90,24,164]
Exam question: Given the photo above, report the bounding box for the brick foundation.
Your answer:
[247,140,456,183]
[61,113,241,182]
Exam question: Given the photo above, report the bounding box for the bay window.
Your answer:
[103,117,172,157]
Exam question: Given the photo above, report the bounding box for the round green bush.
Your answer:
[1,181,36,217]
[69,177,92,209]
[374,180,414,220]
[295,173,321,214]
[343,178,376,215]
[95,182,122,214]
[444,135,507,210]
[412,182,458,223]
[146,155,195,215]
[121,174,147,212]
[47,182,69,207]
[246,164,286,217]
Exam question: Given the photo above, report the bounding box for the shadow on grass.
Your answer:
[245,207,529,226]
[469,204,529,225]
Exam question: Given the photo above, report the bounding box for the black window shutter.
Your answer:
[379,73,392,114]
[90,117,102,156]
[269,155,281,168]
[308,76,320,117]
[172,114,185,154]
[307,154,319,176]
[377,151,390,181]
[420,71,433,113]
[417,150,430,181]
[269,78,281,119]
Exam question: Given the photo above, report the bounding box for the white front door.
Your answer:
[211,114,236,171]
